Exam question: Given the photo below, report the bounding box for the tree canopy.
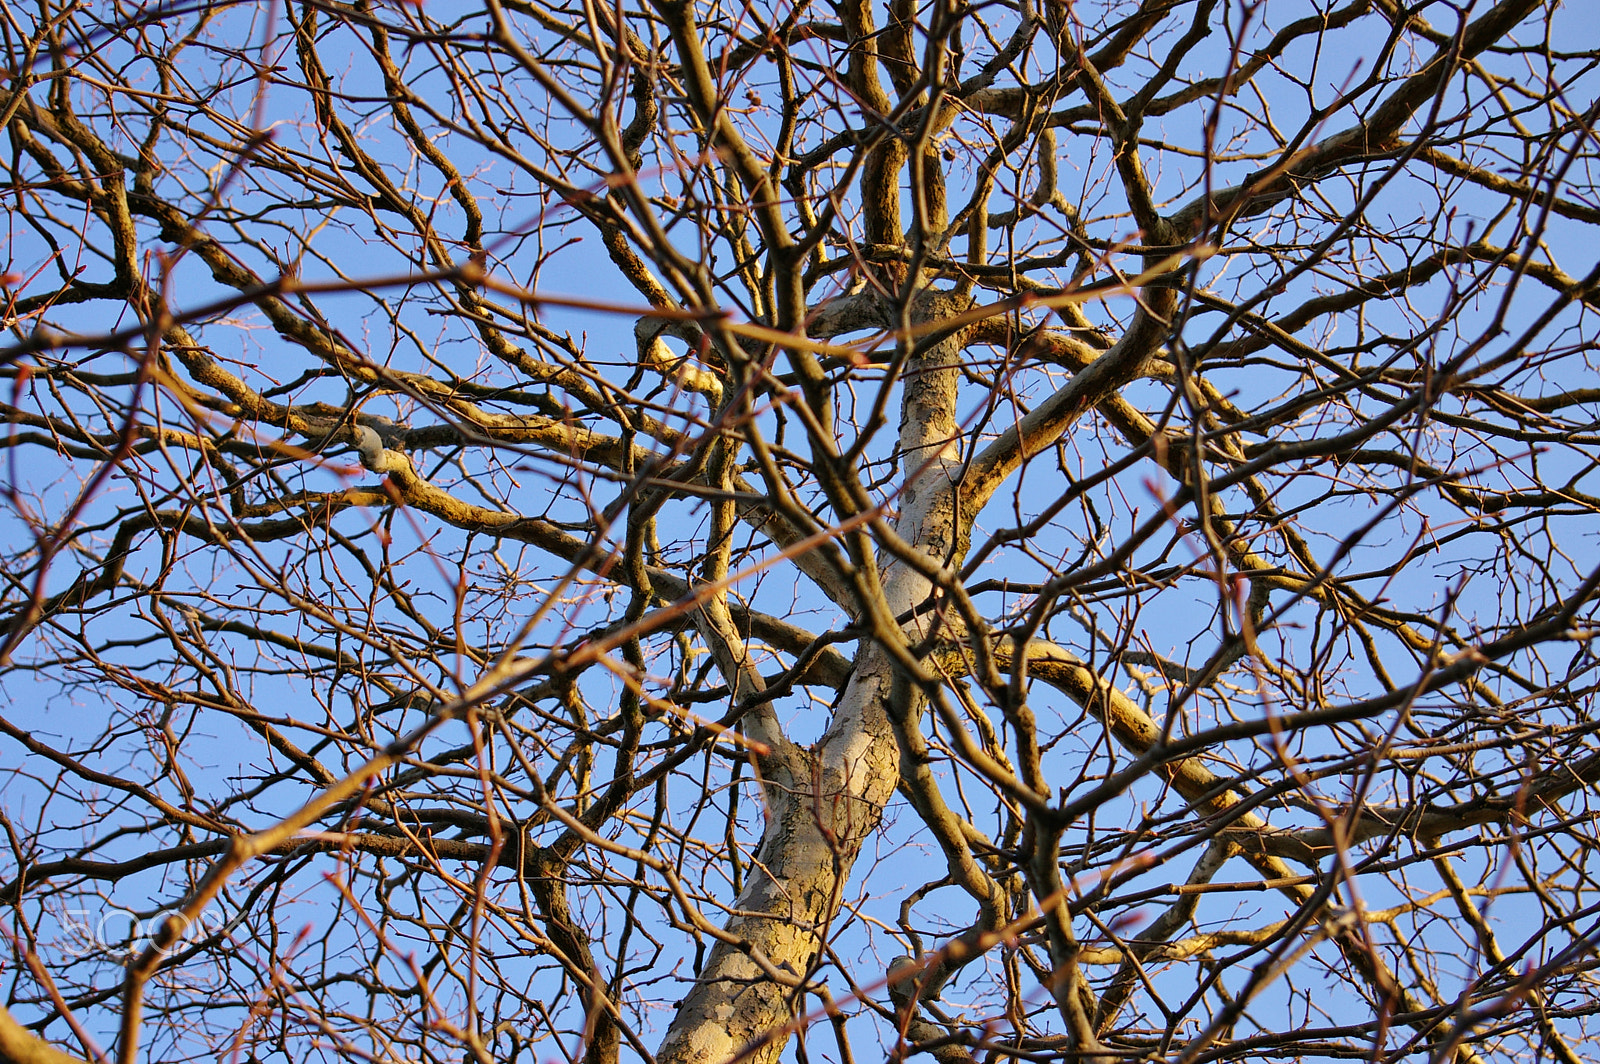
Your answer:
[3,1,1600,1063]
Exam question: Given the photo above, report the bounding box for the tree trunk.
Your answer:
[657,296,969,1063]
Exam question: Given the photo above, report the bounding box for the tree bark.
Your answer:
[657,294,970,1063]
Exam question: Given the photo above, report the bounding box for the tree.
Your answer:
[2,0,1598,1061]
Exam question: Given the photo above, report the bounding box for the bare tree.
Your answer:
[2,1,1599,1063]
